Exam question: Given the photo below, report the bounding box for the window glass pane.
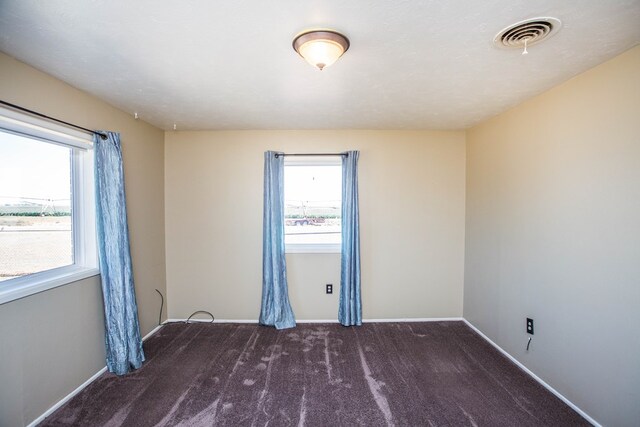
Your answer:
[284,164,341,245]
[0,131,73,281]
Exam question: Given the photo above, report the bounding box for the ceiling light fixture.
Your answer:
[293,29,350,71]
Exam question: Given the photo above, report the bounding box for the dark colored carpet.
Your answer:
[41,322,589,426]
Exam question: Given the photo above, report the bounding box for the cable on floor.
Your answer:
[186,310,215,324]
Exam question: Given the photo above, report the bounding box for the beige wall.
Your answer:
[464,46,640,426]
[165,130,466,321]
[0,52,166,426]
[0,278,104,426]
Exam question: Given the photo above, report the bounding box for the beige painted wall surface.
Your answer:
[0,278,104,426]
[165,130,465,321]
[0,52,166,426]
[464,46,640,426]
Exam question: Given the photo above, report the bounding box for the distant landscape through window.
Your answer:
[0,131,73,281]
[284,161,341,251]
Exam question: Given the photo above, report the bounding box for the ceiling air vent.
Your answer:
[494,17,562,53]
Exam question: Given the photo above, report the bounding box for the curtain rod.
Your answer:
[0,99,108,140]
[275,152,347,158]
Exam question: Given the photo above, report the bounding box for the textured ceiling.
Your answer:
[1,0,639,130]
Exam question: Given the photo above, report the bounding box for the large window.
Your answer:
[284,157,342,253]
[0,106,97,304]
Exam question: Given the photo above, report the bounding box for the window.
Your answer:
[284,156,342,253]
[0,106,97,304]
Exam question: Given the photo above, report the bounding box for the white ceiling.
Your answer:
[1,1,639,130]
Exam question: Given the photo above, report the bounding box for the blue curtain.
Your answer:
[94,131,145,375]
[339,151,362,326]
[259,151,296,329]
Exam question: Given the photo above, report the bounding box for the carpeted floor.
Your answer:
[41,322,589,426]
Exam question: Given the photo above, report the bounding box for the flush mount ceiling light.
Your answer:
[494,17,562,55]
[293,29,350,71]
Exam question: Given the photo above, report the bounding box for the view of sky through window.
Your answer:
[0,132,71,204]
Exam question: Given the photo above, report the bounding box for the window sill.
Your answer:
[286,243,341,254]
[0,266,100,305]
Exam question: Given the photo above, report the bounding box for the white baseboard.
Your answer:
[296,319,337,323]
[29,323,164,427]
[142,323,164,341]
[27,366,108,427]
[164,318,258,324]
[462,319,599,427]
[364,317,463,322]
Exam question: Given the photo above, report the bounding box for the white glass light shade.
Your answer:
[293,30,350,71]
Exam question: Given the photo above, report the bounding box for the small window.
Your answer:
[0,106,97,304]
[284,157,342,253]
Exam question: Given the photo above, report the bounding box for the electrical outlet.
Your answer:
[326,284,333,294]
[526,318,534,335]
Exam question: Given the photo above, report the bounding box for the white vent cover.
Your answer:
[494,17,562,51]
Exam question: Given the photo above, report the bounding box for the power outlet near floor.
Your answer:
[326,284,333,294]
[526,318,534,335]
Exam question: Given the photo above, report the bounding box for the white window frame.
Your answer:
[0,106,98,305]
[284,156,342,254]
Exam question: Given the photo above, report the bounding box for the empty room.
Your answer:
[0,1,638,426]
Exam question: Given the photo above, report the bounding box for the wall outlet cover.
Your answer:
[526,318,534,335]
[326,284,333,294]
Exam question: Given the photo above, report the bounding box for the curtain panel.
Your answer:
[339,150,362,326]
[94,131,145,375]
[259,151,296,329]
